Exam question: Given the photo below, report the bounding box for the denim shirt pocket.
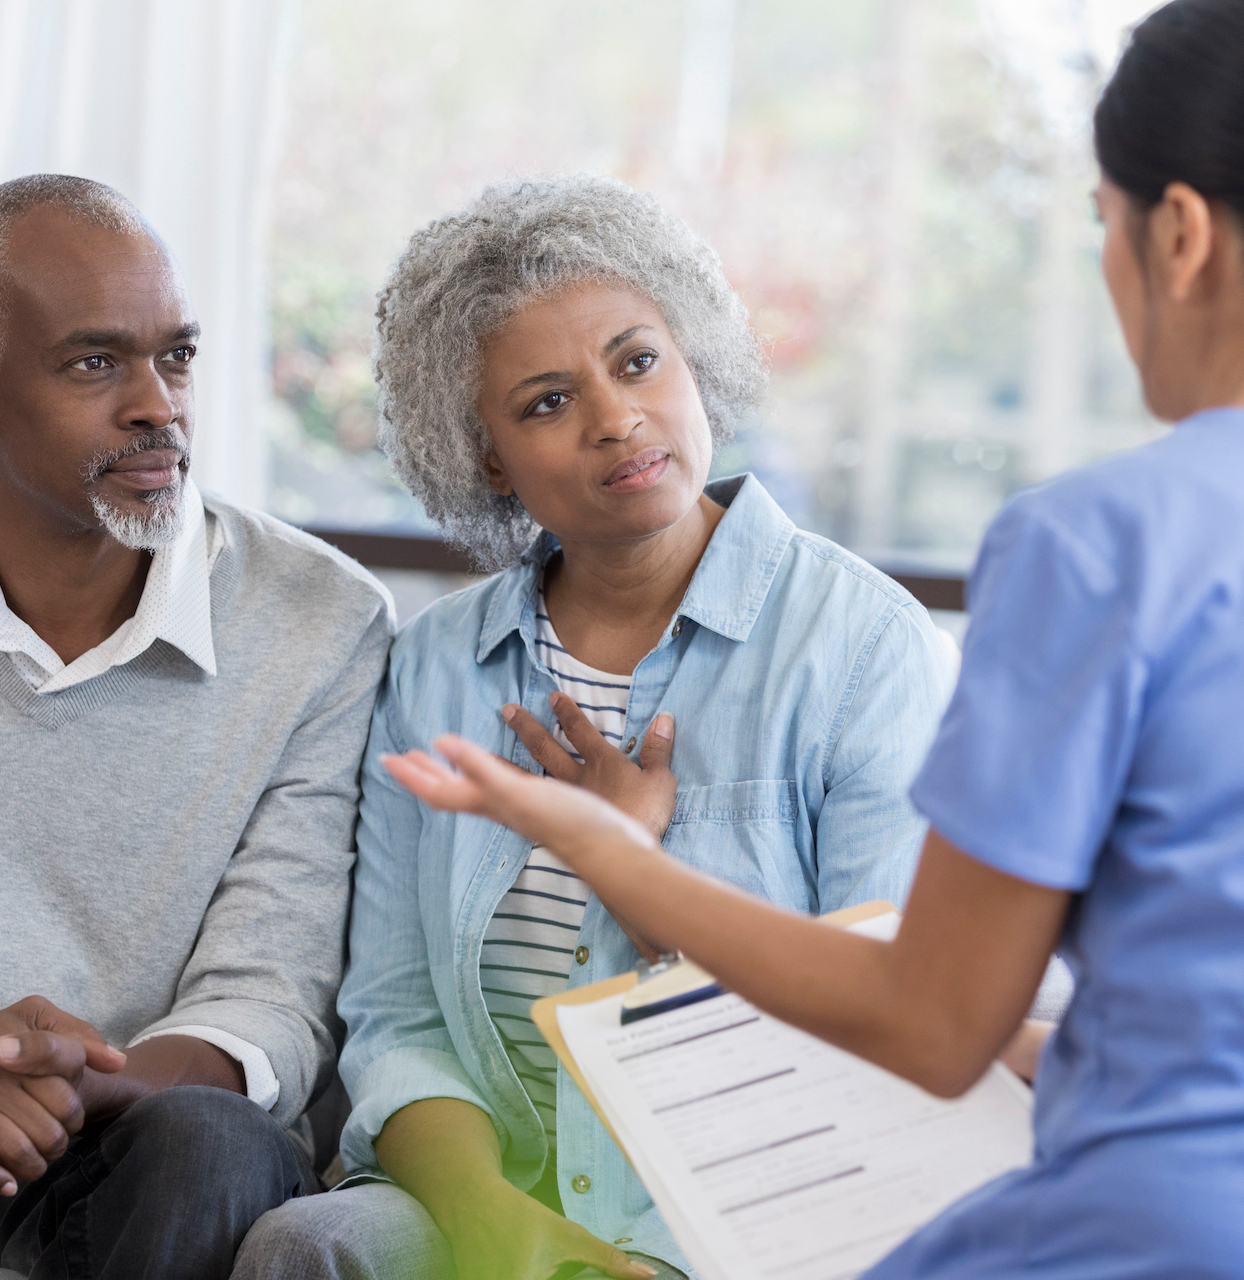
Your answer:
[664,779,808,909]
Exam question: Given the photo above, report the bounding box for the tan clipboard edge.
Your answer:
[817,899,899,929]
[530,899,898,1146]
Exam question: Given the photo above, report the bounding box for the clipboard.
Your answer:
[530,900,898,1145]
[542,901,1031,1280]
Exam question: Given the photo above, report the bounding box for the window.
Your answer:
[267,0,1162,572]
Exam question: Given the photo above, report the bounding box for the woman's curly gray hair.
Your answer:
[374,173,767,569]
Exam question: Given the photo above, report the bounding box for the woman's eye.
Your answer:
[164,346,195,364]
[624,351,656,374]
[71,354,110,372]
[531,391,566,416]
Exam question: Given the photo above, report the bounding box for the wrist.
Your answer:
[579,805,664,872]
[78,1065,147,1121]
[429,1167,515,1239]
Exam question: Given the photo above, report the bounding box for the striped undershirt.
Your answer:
[481,593,632,1151]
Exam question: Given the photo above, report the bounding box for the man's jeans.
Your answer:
[0,1085,317,1280]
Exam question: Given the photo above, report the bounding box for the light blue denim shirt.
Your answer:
[338,474,954,1272]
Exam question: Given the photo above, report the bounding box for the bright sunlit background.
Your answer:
[1,0,1164,579]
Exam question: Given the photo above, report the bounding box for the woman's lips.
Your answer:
[601,448,671,493]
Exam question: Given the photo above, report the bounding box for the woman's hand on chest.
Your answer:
[503,693,676,840]
[504,693,677,963]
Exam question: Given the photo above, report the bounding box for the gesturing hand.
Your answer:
[384,736,661,889]
[503,694,677,841]
[0,996,126,1194]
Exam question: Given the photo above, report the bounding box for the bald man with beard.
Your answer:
[0,175,393,1279]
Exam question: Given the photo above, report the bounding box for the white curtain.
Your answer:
[0,0,294,508]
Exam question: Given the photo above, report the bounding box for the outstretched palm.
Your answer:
[383,736,651,883]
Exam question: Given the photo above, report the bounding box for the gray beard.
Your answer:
[89,481,187,551]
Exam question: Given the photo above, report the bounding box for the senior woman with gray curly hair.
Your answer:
[232,174,955,1280]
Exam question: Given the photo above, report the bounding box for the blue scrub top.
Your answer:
[870,408,1244,1279]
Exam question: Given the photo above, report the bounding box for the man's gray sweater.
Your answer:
[0,498,394,1126]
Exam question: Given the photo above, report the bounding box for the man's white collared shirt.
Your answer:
[0,480,219,693]
[0,479,279,1111]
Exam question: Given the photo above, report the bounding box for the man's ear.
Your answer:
[482,447,515,497]
[1153,181,1215,304]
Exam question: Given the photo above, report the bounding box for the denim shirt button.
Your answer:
[671,618,683,638]
[614,1237,633,1245]
[574,945,590,965]
[624,736,638,754]
[572,1174,592,1193]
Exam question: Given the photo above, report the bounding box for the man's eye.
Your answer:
[164,346,195,364]
[531,391,566,416]
[71,355,110,372]
[624,352,656,374]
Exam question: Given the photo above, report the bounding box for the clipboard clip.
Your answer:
[635,952,681,984]
[621,954,724,1025]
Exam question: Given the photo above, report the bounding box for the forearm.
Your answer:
[389,742,1070,1097]
[79,1035,245,1120]
[578,840,920,1061]
[375,1097,505,1232]
[570,830,1067,1096]
[375,1096,652,1279]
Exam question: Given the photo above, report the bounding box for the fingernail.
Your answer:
[501,705,517,723]
[629,1266,657,1278]
[0,1037,19,1061]
[0,1181,15,1196]
[654,713,674,740]
[107,1045,127,1062]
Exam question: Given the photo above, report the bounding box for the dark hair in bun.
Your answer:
[1094,0,1244,219]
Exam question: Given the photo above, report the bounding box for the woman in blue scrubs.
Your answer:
[386,1,1244,1274]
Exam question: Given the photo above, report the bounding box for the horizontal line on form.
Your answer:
[690,1124,838,1173]
[615,1016,759,1062]
[720,1165,865,1216]
[652,1067,795,1114]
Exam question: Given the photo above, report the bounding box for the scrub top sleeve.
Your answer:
[910,499,1147,891]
